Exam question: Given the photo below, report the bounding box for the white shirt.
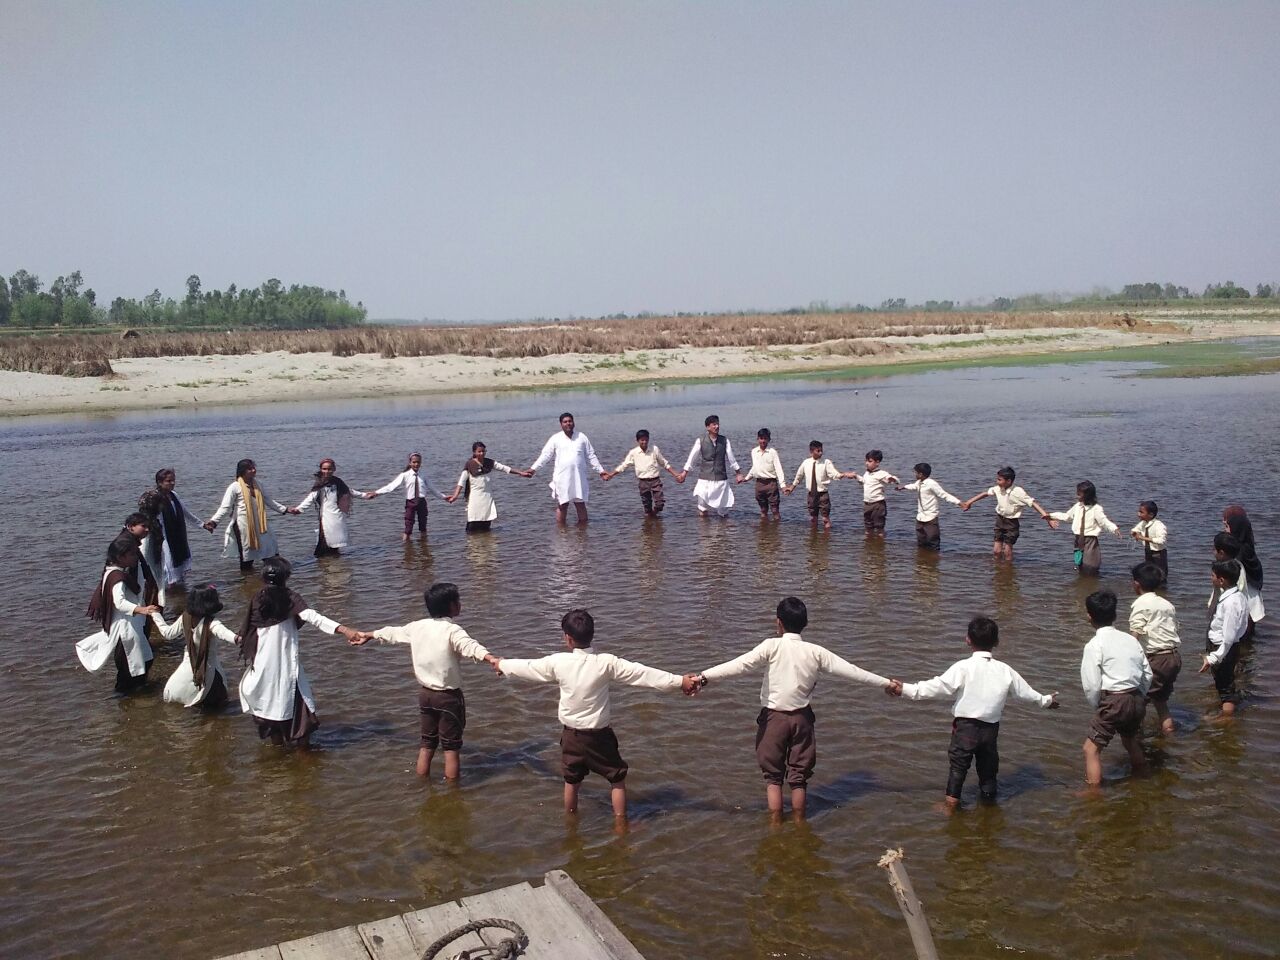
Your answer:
[239,609,339,720]
[499,647,682,729]
[1206,586,1249,666]
[1080,625,1152,707]
[681,437,741,476]
[530,431,604,503]
[376,468,446,501]
[1132,519,1168,551]
[747,447,785,481]
[373,617,491,690]
[1128,593,1181,655]
[860,469,895,503]
[701,633,889,710]
[986,484,1037,518]
[1050,502,1119,537]
[791,458,844,493]
[613,445,671,480]
[903,478,961,522]
[902,651,1054,722]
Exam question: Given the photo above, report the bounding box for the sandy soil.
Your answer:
[2,318,1277,418]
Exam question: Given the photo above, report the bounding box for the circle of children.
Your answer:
[76,412,1266,819]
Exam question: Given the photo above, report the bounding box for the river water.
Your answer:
[1,350,1276,960]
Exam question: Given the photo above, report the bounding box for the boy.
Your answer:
[892,617,1057,809]
[848,450,899,538]
[1080,590,1152,786]
[353,582,500,780]
[1130,500,1169,582]
[785,440,856,530]
[961,466,1056,561]
[605,429,682,516]
[1128,561,1181,735]
[743,428,785,520]
[1199,559,1249,719]
[898,462,962,550]
[696,597,895,821]
[496,609,700,819]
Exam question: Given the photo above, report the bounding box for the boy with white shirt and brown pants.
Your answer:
[604,429,682,516]
[961,466,1056,561]
[1080,590,1152,785]
[785,440,856,530]
[1129,561,1181,734]
[849,449,899,538]
[899,462,962,550]
[697,596,894,820]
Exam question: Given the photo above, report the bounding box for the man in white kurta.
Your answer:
[528,413,607,524]
[678,415,744,517]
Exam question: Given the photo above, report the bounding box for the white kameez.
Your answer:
[683,438,741,517]
[295,484,369,550]
[152,614,239,707]
[457,462,513,523]
[239,609,339,721]
[530,431,603,505]
[210,482,287,562]
[148,497,204,589]
[76,569,153,676]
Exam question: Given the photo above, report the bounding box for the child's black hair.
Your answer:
[635,429,650,441]
[757,427,771,440]
[997,466,1016,482]
[1212,559,1242,584]
[1131,562,1165,593]
[258,557,295,622]
[1213,532,1240,558]
[407,451,423,467]
[155,468,176,485]
[561,608,595,647]
[865,449,883,462]
[966,616,999,651]
[1139,499,1158,518]
[914,462,932,478]
[186,585,224,620]
[425,581,461,618]
[470,442,485,455]
[124,511,150,529]
[235,458,256,480]
[1077,480,1098,507]
[107,538,138,566]
[1085,590,1118,627]
[808,440,823,452]
[776,596,808,633]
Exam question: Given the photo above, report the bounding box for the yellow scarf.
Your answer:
[237,478,268,550]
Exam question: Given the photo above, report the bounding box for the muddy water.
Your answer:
[1,353,1276,959]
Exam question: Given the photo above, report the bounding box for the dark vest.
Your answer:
[699,435,728,481]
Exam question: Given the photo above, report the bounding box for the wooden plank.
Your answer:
[357,914,418,960]
[278,924,370,960]
[544,870,647,960]
[458,882,600,960]
[400,899,487,958]
[219,949,284,960]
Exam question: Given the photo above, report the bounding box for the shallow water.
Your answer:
[1,353,1276,959]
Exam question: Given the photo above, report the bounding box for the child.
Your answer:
[696,597,895,821]
[1080,590,1152,785]
[892,616,1057,809]
[1222,505,1265,639]
[1200,559,1249,719]
[207,459,300,571]
[371,452,450,541]
[496,609,700,820]
[1210,533,1264,640]
[445,441,531,533]
[1049,481,1123,576]
[961,467,1055,561]
[605,429,682,516]
[77,537,162,692]
[848,450,899,538]
[1128,562,1181,735]
[743,428,786,521]
[294,458,373,557]
[353,582,500,778]
[1130,500,1169,582]
[898,462,962,551]
[152,585,240,710]
[785,441,856,531]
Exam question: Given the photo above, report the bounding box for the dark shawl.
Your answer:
[116,528,160,606]
[87,566,137,633]
[158,490,193,568]
[1223,505,1263,588]
[183,613,215,690]
[238,587,307,667]
[463,457,495,499]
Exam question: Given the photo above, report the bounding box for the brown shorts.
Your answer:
[419,687,466,751]
[993,515,1021,545]
[807,489,831,518]
[754,478,780,511]
[1145,651,1182,703]
[755,706,817,787]
[561,726,628,784]
[863,500,887,532]
[1088,690,1145,747]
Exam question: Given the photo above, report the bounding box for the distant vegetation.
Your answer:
[0,270,365,329]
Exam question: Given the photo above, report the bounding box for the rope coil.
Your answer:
[421,917,529,960]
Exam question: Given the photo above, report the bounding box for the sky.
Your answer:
[3,1,1278,321]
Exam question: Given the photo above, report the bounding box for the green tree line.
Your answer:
[0,270,366,329]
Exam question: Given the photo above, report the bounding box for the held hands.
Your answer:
[1045,518,1060,529]
[1047,692,1060,709]
[676,470,688,483]
[680,674,706,696]
[286,507,302,515]
[347,630,376,646]
[1199,656,1212,674]
[202,520,217,531]
[599,471,610,481]
[135,604,161,617]
[885,679,903,697]
[490,656,505,676]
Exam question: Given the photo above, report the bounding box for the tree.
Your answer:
[9,269,40,301]
[186,274,202,304]
[0,279,10,324]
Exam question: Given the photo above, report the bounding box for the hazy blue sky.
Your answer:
[3,1,1277,320]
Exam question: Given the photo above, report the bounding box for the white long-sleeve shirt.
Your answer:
[1080,626,1152,707]
[531,431,605,504]
[901,651,1054,722]
[1050,502,1119,537]
[376,468,446,501]
[903,478,961,522]
[1128,593,1181,655]
[682,438,741,475]
[372,617,491,690]
[613,445,671,480]
[791,458,845,493]
[859,469,895,503]
[986,484,1038,518]
[746,447,785,481]
[701,633,889,710]
[499,647,683,729]
[1206,586,1249,666]
[1132,519,1168,551]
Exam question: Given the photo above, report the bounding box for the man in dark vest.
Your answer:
[677,415,744,517]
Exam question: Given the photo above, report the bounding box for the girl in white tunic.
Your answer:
[236,557,359,747]
[151,585,239,709]
[294,458,372,556]
[142,468,207,597]
[207,459,299,571]
[78,538,162,692]
[446,442,531,533]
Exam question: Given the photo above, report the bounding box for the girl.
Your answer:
[446,441,531,533]
[144,468,207,595]
[151,585,239,709]
[1222,506,1265,636]
[1049,481,1122,576]
[1131,500,1169,582]
[294,458,372,557]
[207,459,299,571]
[77,537,162,692]
[237,557,359,748]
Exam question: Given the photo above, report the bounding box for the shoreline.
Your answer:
[2,318,1278,418]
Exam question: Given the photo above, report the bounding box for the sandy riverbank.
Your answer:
[2,316,1277,418]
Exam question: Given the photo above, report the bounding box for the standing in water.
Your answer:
[206,459,299,572]
[294,458,372,557]
[151,585,240,710]
[1131,500,1169,583]
[1080,590,1151,786]
[604,429,682,517]
[1049,481,1123,576]
[1128,561,1182,736]
[77,537,162,692]
[678,414,744,518]
[371,452,449,541]
[1200,559,1249,720]
[446,441,531,532]
[143,468,209,600]
[236,557,361,748]
[1222,505,1265,639]
[527,412,607,525]
[848,449,899,540]
[898,462,962,551]
[961,466,1056,562]
[742,428,786,521]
